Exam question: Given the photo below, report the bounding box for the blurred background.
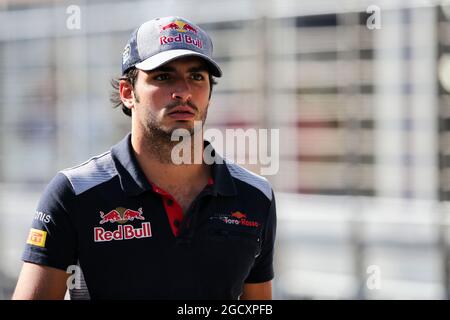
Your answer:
[1,0,450,299]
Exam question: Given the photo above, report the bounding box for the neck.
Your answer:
[131,126,209,188]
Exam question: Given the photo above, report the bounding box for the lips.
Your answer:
[168,106,195,114]
[167,106,195,120]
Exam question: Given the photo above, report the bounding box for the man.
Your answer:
[13,16,276,300]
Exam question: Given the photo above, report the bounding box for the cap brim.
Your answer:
[135,49,222,77]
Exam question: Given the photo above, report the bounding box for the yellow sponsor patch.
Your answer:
[26,228,47,247]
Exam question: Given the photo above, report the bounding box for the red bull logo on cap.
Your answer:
[159,20,202,49]
[160,20,197,34]
[183,23,197,34]
[161,22,180,32]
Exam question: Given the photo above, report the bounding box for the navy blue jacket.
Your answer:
[22,134,277,299]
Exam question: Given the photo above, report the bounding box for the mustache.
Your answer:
[165,100,198,113]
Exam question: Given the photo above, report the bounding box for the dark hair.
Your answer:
[110,66,217,117]
[110,68,140,117]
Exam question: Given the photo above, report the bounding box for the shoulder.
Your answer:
[225,161,273,202]
[60,151,117,196]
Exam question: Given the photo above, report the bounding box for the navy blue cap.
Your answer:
[122,16,222,77]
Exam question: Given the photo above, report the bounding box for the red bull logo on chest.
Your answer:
[99,207,144,224]
[94,207,152,242]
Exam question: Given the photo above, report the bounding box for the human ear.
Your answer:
[119,80,135,110]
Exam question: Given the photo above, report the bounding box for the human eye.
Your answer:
[190,73,205,81]
[153,73,171,81]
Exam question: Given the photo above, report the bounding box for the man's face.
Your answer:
[130,56,211,137]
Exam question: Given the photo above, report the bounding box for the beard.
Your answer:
[141,101,208,163]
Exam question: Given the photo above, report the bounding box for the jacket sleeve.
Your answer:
[21,172,78,271]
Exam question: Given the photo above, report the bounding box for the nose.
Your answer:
[171,79,192,103]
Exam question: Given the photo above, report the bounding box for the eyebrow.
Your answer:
[149,65,209,73]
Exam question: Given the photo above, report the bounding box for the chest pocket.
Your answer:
[207,217,262,258]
